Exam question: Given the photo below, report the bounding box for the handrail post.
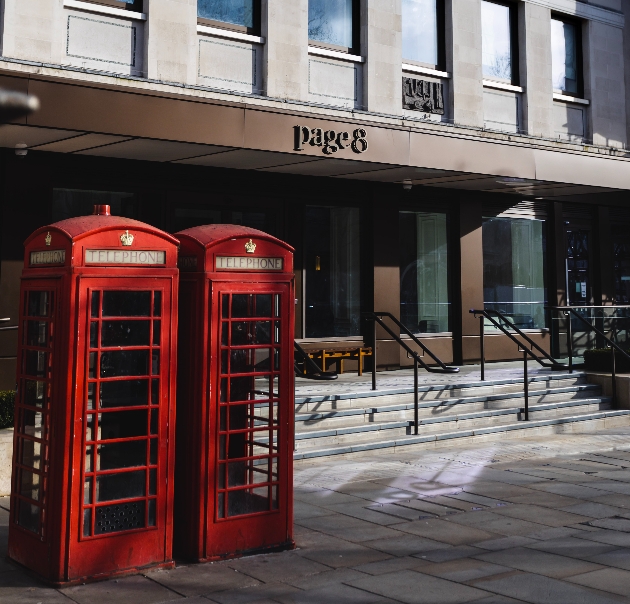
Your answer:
[523,348,529,421]
[414,358,419,435]
[565,311,573,374]
[612,330,617,407]
[372,318,377,391]
[479,314,485,381]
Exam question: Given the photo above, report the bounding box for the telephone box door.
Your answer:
[208,282,293,556]
[69,278,175,576]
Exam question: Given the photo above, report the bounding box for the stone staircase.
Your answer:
[293,371,630,460]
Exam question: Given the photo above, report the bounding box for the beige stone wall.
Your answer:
[447,0,484,128]
[145,0,196,84]
[360,0,402,115]
[519,2,553,138]
[584,20,627,148]
[263,0,308,101]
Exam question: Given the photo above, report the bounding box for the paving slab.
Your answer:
[346,569,490,604]
[527,536,618,560]
[352,556,431,575]
[227,552,329,584]
[502,492,582,508]
[447,510,547,537]
[275,583,397,604]
[360,533,448,557]
[491,504,590,527]
[60,575,182,604]
[395,517,499,545]
[471,571,624,604]
[297,514,405,543]
[574,528,630,546]
[474,546,602,579]
[419,558,511,583]
[559,502,624,518]
[567,567,630,597]
[587,547,630,570]
[205,583,302,604]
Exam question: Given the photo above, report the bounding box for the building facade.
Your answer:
[1,0,630,388]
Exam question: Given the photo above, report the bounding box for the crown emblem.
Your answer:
[120,230,134,246]
[245,239,256,254]
[44,232,51,246]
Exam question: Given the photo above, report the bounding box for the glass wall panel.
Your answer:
[52,190,135,222]
[308,0,354,49]
[551,18,578,94]
[399,212,450,333]
[483,217,547,330]
[304,206,361,338]
[402,0,439,66]
[481,1,513,81]
[198,0,255,28]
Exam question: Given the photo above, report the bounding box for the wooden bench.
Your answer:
[305,346,373,376]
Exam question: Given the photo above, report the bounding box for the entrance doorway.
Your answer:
[565,227,592,306]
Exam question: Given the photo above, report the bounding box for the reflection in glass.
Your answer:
[96,470,145,502]
[400,212,450,334]
[100,350,149,377]
[25,351,47,378]
[98,440,147,470]
[28,291,49,317]
[23,380,45,408]
[551,19,578,94]
[20,469,40,500]
[198,0,255,28]
[102,291,151,317]
[101,321,151,347]
[305,206,361,337]
[18,500,39,533]
[98,410,148,440]
[91,291,100,318]
[481,1,512,81]
[308,0,354,48]
[483,217,547,330]
[402,0,438,65]
[21,409,43,440]
[20,439,42,469]
[26,321,47,347]
[100,380,149,408]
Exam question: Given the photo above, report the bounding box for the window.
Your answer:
[402,0,443,68]
[304,206,361,338]
[481,0,517,83]
[85,0,143,11]
[551,17,581,95]
[308,0,358,53]
[52,190,136,222]
[483,217,547,330]
[198,0,260,33]
[400,212,451,334]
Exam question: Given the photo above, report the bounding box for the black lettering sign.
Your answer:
[294,125,368,155]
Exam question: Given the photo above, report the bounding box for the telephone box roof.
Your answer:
[176,224,294,252]
[25,214,179,246]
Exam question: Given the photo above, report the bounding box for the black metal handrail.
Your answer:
[548,306,630,405]
[363,312,459,435]
[294,341,338,381]
[470,309,567,379]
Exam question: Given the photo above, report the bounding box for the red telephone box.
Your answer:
[8,206,179,585]
[175,225,295,561]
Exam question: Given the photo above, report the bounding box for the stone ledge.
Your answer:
[0,427,13,496]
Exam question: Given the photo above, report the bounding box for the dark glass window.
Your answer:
[304,206,361,338]
[483,217,547,330]
[481,0,517,83]
[309,0,358,52]
[198,0,260,33]
[52,189,136,222]
[399,212,450,334]
[551,17,581,95]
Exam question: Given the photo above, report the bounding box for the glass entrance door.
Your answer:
[566,228,592,306]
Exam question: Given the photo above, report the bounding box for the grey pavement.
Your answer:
[8,425,630,602]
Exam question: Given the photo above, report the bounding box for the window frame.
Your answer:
[481,0,519,86]
[550,14,584,98]
[307,0,361,55]
[197,0,262,36]
[401,0,446,72]
[81,0,143,11]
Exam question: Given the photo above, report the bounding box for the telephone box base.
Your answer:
[192,539,296,564]
[7,557,175,587]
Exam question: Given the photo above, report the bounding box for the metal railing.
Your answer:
[470,309,567,380]
[548,306,630,406]
[294,341,338,381]
[363,312,459,435]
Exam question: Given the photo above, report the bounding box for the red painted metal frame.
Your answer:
[8,213,179,585]
[175,225,295,561]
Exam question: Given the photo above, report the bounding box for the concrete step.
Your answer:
[294,384,601,428]
[293,409,630,460]
[293,397,611,451]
